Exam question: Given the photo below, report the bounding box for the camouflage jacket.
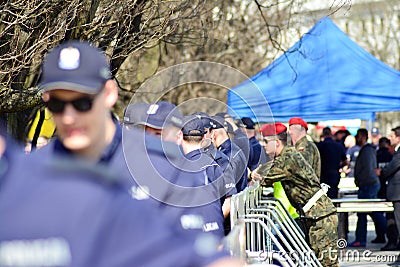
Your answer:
[295,136,321,178]
[259,146,336,218]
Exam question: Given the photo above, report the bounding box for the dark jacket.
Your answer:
[381,149,400,201]
[316,137,346,189]
[377,147,393,198]
[248,136,267,171]
[354,143,379,187]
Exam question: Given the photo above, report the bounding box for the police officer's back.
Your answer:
[180,115,225,237]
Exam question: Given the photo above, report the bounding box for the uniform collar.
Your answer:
[185,149,201,160]
[296,135,308,146]
[276,145,290,157]
[249,136,258,144]
[100,116,121,163]
[395,143,400,152]
[218,138,231,152]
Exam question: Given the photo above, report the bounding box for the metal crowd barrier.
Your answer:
[228,183,323,267]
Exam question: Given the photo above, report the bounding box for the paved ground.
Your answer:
[340,213,399,267]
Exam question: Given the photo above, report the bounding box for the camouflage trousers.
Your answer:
[309,213,339,267]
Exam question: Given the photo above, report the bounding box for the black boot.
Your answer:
[371,236,386,243]
[381,242,399,251]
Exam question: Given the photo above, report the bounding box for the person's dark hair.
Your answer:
[334,129,350,140]
[378,137,391,148]
[277,131,287,145]
[356,128,368,139]
[182,131,203,143]
[322,127,332,137]
[392,126,400,137]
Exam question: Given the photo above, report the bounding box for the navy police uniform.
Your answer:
[0,152,229,267]
[184,148,225,237]
[248,136,267,171]
[194,112,238,199]
[240,117,267,171]
[218,139,248,193]
[217,138,247,235]
[209,116,248,193]
[201,141,238,198]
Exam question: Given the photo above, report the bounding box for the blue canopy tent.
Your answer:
[227,17,400,123]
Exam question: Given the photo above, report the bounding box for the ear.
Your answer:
[176,130,183,146]
[103,80,118,108]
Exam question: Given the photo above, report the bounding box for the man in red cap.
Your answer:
[252,122,339,267]
[288,117,321,178]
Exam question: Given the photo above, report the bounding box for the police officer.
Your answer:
[193,112,237,222]
[209,115,247,193]
[240,117,267,171]
[180,114,225,237]
[252,122,339,267]
[123,102,151,128]
[215,112,250,163]
[35,43,152,200]
[209,115,248,235]
[36,42,185,205]
[126,101,184,144]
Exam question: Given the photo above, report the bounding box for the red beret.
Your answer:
[288,117,308,131]
[260,122,287,137]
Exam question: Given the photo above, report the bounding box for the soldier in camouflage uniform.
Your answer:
[272,117,322,221]
[252,122,338,267]
[289,117,321,178]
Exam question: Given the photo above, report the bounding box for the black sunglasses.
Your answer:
[45,94,98,114]
[263,138,276,144]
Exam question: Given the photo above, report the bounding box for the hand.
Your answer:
[375,168,381,176]
[250,165,262,181]
[341,165,350,174]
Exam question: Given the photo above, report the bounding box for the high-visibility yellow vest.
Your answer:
[273,181,299,219]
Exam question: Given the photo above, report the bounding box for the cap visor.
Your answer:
[40,81,102,94]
